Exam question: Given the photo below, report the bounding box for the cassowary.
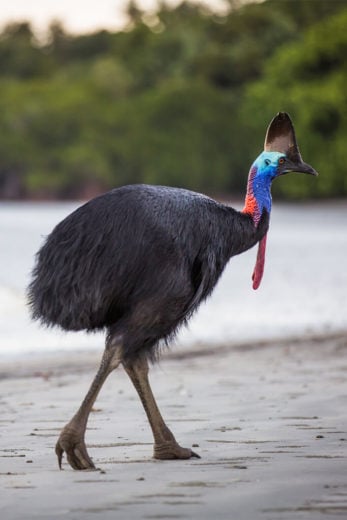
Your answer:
[28,112,317,470]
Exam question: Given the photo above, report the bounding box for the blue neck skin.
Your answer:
[252,171,273,219]
[243,151,284,225]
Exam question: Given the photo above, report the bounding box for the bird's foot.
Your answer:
[154,441,200,460]
[55,424,96,471]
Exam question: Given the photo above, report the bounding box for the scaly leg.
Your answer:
[55,338,122,470]
[124,356,200,460]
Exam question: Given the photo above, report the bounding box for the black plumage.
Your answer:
[28,184,269,361]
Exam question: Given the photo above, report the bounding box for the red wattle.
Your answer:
[252,234,267,290]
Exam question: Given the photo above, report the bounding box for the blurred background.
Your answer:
[1,0,347,200]
[0,0,346,358]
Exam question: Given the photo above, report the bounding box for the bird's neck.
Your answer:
[242,165,272,225]
[241,164,272,290]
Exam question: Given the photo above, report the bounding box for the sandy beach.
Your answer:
[1,332,347,519]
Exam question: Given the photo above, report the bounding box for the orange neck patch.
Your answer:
[242,194,258,216]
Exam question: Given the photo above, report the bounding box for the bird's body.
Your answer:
[27,113,317,470]
[29,184,268,361]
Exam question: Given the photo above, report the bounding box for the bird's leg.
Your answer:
[55,338,122,470]
[123,356,200,460]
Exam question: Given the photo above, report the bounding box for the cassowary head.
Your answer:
[246,112,318,289]
[252,112,318,183]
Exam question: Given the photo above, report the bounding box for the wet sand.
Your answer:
[1,333,347,519]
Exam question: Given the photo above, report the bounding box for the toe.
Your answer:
[55,428,96,471]
[190,450,201,459]
[74,446,96,470]
[154,442,201,460]
[55,442,64,470]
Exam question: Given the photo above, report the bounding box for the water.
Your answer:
[1,200,346,358]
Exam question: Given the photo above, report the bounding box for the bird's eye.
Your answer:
[264,159,271,166]
[278,157,285,165]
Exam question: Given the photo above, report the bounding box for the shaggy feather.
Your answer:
[28,184,269,361]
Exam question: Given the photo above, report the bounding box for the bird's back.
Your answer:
[28,184,267,359]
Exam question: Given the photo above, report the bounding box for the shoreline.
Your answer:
[1,329,346,380]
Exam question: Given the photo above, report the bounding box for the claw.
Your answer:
[190,450,201,459]
[55,441,64,470]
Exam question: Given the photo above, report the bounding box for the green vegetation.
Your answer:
[0,0,346,199]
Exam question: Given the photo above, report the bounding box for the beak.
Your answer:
[278,157,318,176]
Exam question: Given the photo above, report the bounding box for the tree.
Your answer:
[242,8,347,198]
